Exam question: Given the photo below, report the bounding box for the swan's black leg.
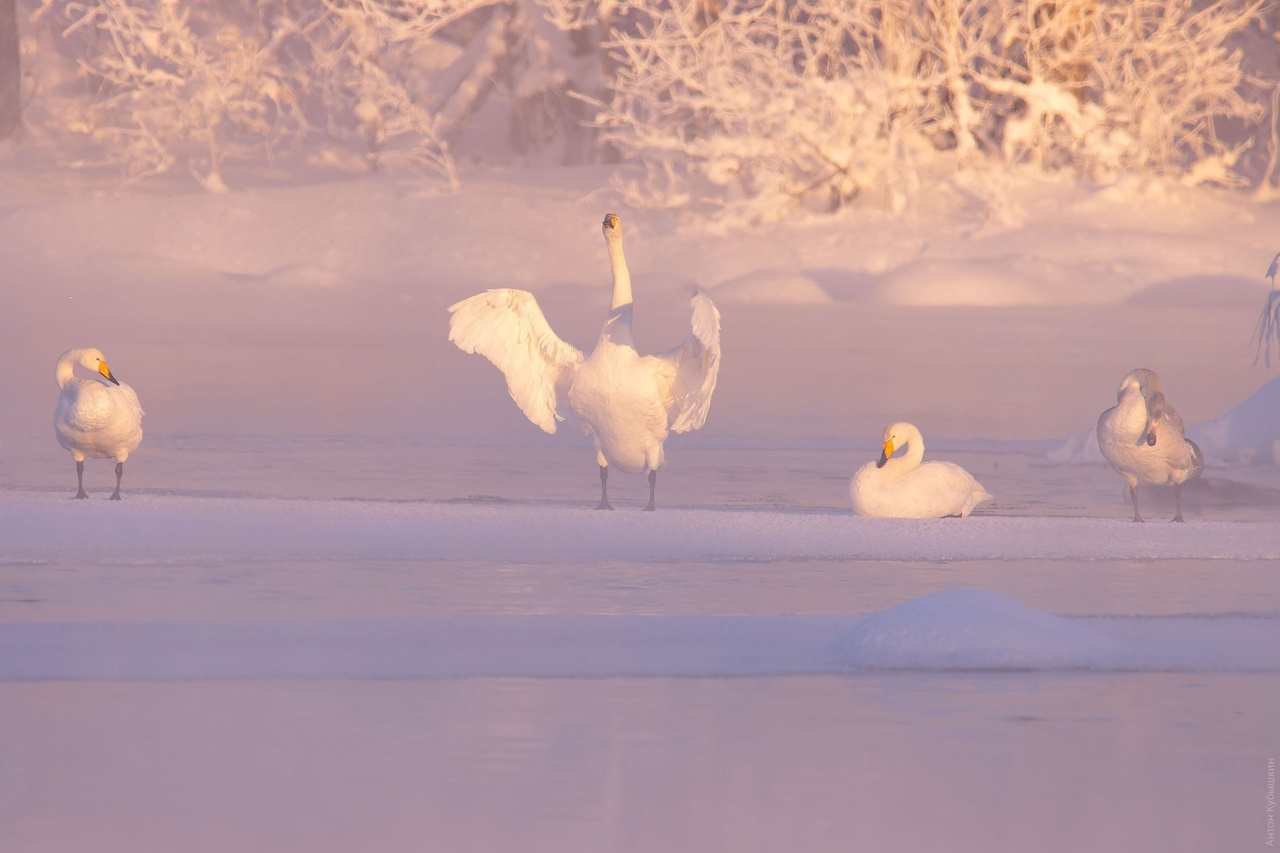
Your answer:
[597,465,613,511]
[74,460,88,500]
[109,462,124,501]
[1171,482,1185,523]
[644,469,656,512]
[1129,483,1143,523]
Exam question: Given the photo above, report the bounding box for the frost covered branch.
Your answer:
[582,0,1274,220]
[32,0,602,189]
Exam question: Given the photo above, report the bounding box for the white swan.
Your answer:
[448,213,721,510]
[54,347,144,500]
[1096,368,1203,522]
[850,422,992,518]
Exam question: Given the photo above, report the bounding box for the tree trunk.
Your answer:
[0,0,19,140]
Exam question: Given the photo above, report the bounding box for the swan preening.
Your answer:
[448,213,722,510]
[1096,368,1203,522]
[54,347,144,500]
[850,422,992,518]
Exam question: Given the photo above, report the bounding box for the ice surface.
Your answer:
[3,491,1280,566]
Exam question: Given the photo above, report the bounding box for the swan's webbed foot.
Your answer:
[597,500,614,511]
[74,489,89,500]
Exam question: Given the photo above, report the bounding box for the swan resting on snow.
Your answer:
[448,213,721,511]
[54,347,144,500]
[850,422,992,518]
[1096,368,1203,522]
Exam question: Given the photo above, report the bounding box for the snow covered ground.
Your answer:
[1,156,1279,852]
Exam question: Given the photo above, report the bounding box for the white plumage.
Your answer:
[1096,368,1203,522]
[850,422,992,519]
[54,347,145,500]
[448,213,721,510]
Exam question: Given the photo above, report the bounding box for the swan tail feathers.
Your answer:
[1186,438,1205,480]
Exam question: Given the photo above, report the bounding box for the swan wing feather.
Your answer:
[663,291,722,433]
[448,289,584,433]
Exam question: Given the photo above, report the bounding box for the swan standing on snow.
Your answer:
[54,348,144,500]
[448,213,721,511]
[1096,368,1203,522]
[850,422,992,518]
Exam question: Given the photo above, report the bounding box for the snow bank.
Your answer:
[2,492,1278,565]
[705,271,832,305]
[831,588,1123,669]
[872,257,1058,307]
[831,589,1279,672]
[3,590,1273,681]
[1190,376,1280,465]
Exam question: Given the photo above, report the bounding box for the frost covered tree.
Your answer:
[0,0,19,139]
[29,0,604,189]
[20,0,1279,207]
[551,0,1276,221]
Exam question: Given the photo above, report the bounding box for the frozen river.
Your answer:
[1,441,1277,853]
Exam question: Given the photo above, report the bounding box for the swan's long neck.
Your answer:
[55,349,81,390]
[899,427,925,471]
[605,231,633,310]
[1116,385,1151,439]
[882,426,925,480]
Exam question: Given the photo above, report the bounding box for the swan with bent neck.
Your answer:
[448,213,721,510]
[850,422,991,518]
[1096,368,1203,522]
[54,347,144,500]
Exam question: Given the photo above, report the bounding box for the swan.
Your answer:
[850,422,992,518]
[1096,368,1203,522]
[448,213,721,510]
[54,347,144,500]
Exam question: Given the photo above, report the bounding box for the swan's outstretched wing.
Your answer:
[448,289,584,433]
[662,291,722,433]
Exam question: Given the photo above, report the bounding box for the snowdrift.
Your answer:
[3,492,1278,565]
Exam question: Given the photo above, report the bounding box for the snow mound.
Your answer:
[831,589,1125,670]
[872,258,1053,307]
[1189,376,1280,465]
[705,270,833,305]
[1044,426,1106,465]
[1126,274,1267,309]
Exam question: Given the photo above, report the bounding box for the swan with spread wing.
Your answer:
[448,213,721,510]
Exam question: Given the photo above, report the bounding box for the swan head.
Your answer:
[1117,368,1161,402]
[602,213,621,237]
[876,422,910,468]
[79,348,120,386]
